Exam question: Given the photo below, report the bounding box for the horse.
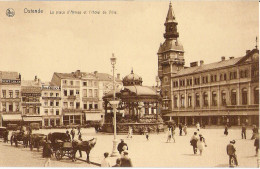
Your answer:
[72,138,97,163]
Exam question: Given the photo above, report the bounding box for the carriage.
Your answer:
[10,131,28,147]
[54,141,75,160]
[30,133,47,151]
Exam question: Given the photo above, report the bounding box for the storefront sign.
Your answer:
[1,79,21,84]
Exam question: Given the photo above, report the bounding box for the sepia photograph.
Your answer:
[0,1,259,167]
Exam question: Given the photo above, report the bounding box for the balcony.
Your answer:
[1,97,21,102]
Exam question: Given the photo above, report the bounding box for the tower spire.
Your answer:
[164,1,179,39]
[165,1,176,24]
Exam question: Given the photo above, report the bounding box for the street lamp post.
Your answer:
[110,53,120,157]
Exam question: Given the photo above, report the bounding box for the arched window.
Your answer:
[195,93,200,107]
[188,94,192,107]
[242,88,248,105]
[212,91,217,106]
[221,91,226,106]
[254,87,259,104]
[180,95,185,107]
[174,95,178,108]
[231,89,237,105]
[203,92,208,107]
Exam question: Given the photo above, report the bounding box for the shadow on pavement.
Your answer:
[214,163,229,167]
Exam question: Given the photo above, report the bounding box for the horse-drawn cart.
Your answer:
[55,141,75,160]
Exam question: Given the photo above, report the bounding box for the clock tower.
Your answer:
[158,2,185,113]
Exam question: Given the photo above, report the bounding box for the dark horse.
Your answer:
[72,138,97,163]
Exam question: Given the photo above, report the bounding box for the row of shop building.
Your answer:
[0,70,122,127]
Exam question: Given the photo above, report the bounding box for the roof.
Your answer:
[54,72,80,80]
[21,80,41,87]
[158,39,184,53]
[0,71,19,80]
[95,73,121,82]
[174,56,243,77]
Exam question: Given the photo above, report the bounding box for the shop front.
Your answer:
[1,114,22,127]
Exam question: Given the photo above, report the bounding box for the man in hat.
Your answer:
[190,132,199,154]
[117,139,128,155]
[120,151,133,167]
[226,140,238,167]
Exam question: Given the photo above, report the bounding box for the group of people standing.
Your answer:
[166,123,188,143]
[66,127,82,141]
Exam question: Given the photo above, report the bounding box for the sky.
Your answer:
[0,1,259,86]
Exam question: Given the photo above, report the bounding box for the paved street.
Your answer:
[1,127,258,167]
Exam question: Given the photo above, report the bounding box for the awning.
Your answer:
[2,114,22,121]
[23,116,42,122]
[85,113,102,121]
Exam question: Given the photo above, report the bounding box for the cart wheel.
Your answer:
[55,150,63,161]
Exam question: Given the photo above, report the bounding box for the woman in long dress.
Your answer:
[197,136,205,155]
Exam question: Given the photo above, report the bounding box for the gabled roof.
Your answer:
[54,72,79,80]
[96,73,121,82]
[174,49,259,77]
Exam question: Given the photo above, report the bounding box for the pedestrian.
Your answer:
[166,128,172,143]
[183,124,187,135]
[120,151,133,167]
[4,130,9,143]
[127,126,133,138]
[196,122,200,131]
[117,139,128,155]
[157,126,160,135]
[43,141,53,167]
[197,136,205,155]
[172,127,176,143]
[77,126,81,135]
[224,125,228,136]
[251,125,258,140]
[254,134,259,156]
[242,123,246,139]
[226,140,238,167]
[179,123,183,136]
[190,132,199,154]
[145,128,149,141]
[78,131,82,141]
[71,128,75,140]
[101,152,111,167]
[113,158,121,167]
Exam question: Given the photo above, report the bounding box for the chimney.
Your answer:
[246,50,251,54]
[190,61,198,67]
[34,75,37,81]
[117,73,120,79]
[75,70,80,77]
[200,60,204,66]
[229,56,234,59]
[221,56,225,61]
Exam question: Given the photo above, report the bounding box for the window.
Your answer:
[63,80,67,84]
[83,81,87,86]
[254,87,259,104]
[221,91,226,106]
[84,104,87,109]
[88,81,92,87]
[15,102,19,111]
[230,71,237,80]
[56,101,59,106]
[194,78,200,85]
[56,110,59,115]
[187,79,192,86]
[63,102,68,108]
[212,91,217,106]
[89,89,93,97]
[231,89,237,105]
[188,95,192,107]
[64,90,67,96]
[195,93,200,107]
[2,90,6,98]
[89,104,93,109]
[180,95,185,107]
[94,89,98,97]
[50,101,54,106]
[83,89,87,97]
[9,90,13,98]
[203,92,208,107]
[70,90,74,96]
[15,90,19,98]
[44,109,48,114]
[56,93,59,97]
[44,101,48,106]
[76,90,80,95]
[76,102,80,109]
[2,102,6,111]
[94,104,98,109]
[174,95,178,108]
[242,88,248,105]
[9,102,13,112]
[50,93,53,97]
[224,74,227,80]
[70,81,73,86]
[44,92,48,96]
[70,102,74,108]
[50,109,54,115]
[220,74,223,81]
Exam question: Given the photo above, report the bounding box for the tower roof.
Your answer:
[165,2,177,24]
